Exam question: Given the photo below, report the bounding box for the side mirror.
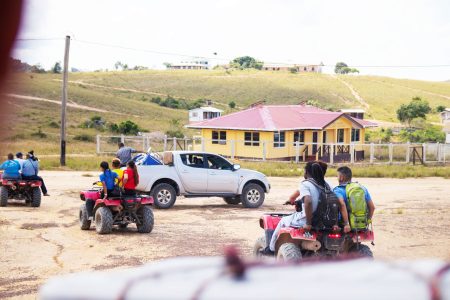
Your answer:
[233,164,241,171]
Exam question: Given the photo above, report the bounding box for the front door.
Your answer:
[312,131,318,154]
[205,154,239,194]
[178,153,208,193]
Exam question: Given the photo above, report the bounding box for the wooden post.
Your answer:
[120,134,125,143]
[389,143,393,164]
[96,135,100,154]
[437,142,441,162]
[295,141,299,163]
[350,144,355,164]
[330,143,334,165]
[422,143,427,163]
[59,35,70,166]
[173,137,177,151]
[406,142,410,163]
[370,143,374,163]
[163,135,167,151]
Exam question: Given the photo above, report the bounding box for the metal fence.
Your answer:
[96,135,450,165]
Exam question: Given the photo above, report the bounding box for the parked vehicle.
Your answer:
[79,184,154,234]
[254,213,374,262]
[135,151,270,209]
[0,177,42,207]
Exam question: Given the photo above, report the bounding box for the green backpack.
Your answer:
[345,182,368,230]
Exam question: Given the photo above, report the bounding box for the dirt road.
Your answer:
[1,172,449,299]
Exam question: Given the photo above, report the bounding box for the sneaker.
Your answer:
[43,193,50,196]
[261,246,275,256]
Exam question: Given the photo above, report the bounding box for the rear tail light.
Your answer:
[328,233,342,239]
[19,181,27,186]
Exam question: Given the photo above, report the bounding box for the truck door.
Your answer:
[177,153,208,193]
[205,154,239,193]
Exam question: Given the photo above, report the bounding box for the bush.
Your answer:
[399,125,445,143]
[365,128,393,143]
[165,130,184,138]
[80,116,105,130]
[229,101,236,109]
[109,120,142,135]
[436,105,446,113]
[30,128,47,139]
[73,134,94,142]
[48,121,60,128]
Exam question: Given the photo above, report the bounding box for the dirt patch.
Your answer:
[20,222,59,230]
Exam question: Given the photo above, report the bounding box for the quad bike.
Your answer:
[254,213,374,262]
[79,184,154,234]
[0,176,42,207]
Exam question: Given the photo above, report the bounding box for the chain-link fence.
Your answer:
[96,135,450,165]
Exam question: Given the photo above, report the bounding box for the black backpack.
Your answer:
[305,179,340,230]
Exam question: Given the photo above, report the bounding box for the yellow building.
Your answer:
[187,104,377,161]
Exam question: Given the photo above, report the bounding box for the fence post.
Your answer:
[142,135,146,152]
[406,142,410,163]
[330,143,334,165]
[231,140,235,160]
[120,134,125,143]
[295,141,299,163]
[370,143,374,163]
[444,144,447,164]
[262,141,267,161]
[437,142,441,162]
[350,144,355,164]
[389,143,393,164]
[173,137,177,151]
[163,135,167,151]
[422,143,427,163]
[96,135,101,154]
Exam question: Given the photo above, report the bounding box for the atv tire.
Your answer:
[30,187,41,207]
[137,206,154,233]
[277,243,302,262]
[223,196,241,205]
[351,244,373,258]
[79,203,91,230]
[95,207,113,234]
[253,236,267,257]
[0,186,8,207]
[152,183,176,209]
[240,183,265,208]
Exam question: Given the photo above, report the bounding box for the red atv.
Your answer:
[79,185,154,235]
[254,213,374,262]
[0,176,42,207]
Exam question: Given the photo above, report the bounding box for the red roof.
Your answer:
[186,105,377,131]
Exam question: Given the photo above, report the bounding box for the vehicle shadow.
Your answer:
[168,204,243,211]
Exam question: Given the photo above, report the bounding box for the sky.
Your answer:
[13,0,450,81]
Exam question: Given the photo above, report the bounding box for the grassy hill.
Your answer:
[2,69,449,158]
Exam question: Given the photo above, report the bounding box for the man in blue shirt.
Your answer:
[0,153,21,179]
[22,152,49,196]
[116,143,137,167]
[334,166,375,223]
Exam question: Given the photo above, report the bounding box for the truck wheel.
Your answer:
[0,186,8,207]
[277,243,302,262]
[95,207,113,234]
[152,183,176,209]
[30,187,41,207]
[253,236,266,257]
[223,196,241,205]
[79,203,91,230]
[137,206,154,233]
[240,183,265,208]
[350,244,373,258]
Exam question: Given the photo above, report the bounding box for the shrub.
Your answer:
[30,128,47,138]
[48,121,59,128]
[399,125,445,143]
[73,134,94,142]
[109,120,142,135]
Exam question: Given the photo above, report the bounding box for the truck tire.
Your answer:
[95,207,113,234]
[277,243,302,262]
[152,183,177,209]
[0,186,8,207]
[253,236,266,257]
[137,206,154,233]
[240,183,265,208]
[223,196,241,205]
[30,187,41,207]
[350,244,373,258]
[79,203,91,230]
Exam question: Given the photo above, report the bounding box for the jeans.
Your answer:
[269,213,307,251]
[2,174,21,180]
[22,175,47,194]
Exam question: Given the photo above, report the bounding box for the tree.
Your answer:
[30,64,46,73]
[163,62,172,69]
[166,118,184,138]
[335,62,359,74]
[289,67,298,74]
[230,56,263,70]
[51,61,62,74]
[228,101,236,109]
[396,97,431,127]
[436,105,446,113]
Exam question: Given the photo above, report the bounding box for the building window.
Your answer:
[244,132,260,146]
[351,128,360,142]
[337,129,345,143]
[274,132,285,148]
[212,131,226,145]
[293,131,305,143]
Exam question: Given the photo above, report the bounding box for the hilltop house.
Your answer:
[187,104,377,161]
[338,109,365,120]
[262,63,323,73]
[189,106,223,123]
[167,60,209,70]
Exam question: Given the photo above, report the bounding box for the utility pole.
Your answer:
[60,35,70,166]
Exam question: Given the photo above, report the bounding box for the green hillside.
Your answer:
[3,69,449,156]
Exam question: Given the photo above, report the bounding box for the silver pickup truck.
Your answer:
[135,151,270,209]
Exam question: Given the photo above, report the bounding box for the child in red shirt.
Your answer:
[122,161,139,196]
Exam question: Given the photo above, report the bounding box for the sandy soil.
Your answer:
[0,172,449,299]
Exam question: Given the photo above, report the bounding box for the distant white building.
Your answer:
[441,108,450,143]
[168,60,209,70]
[189,107,223,123]
[339,108,365,120]
[262,63,323,73]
